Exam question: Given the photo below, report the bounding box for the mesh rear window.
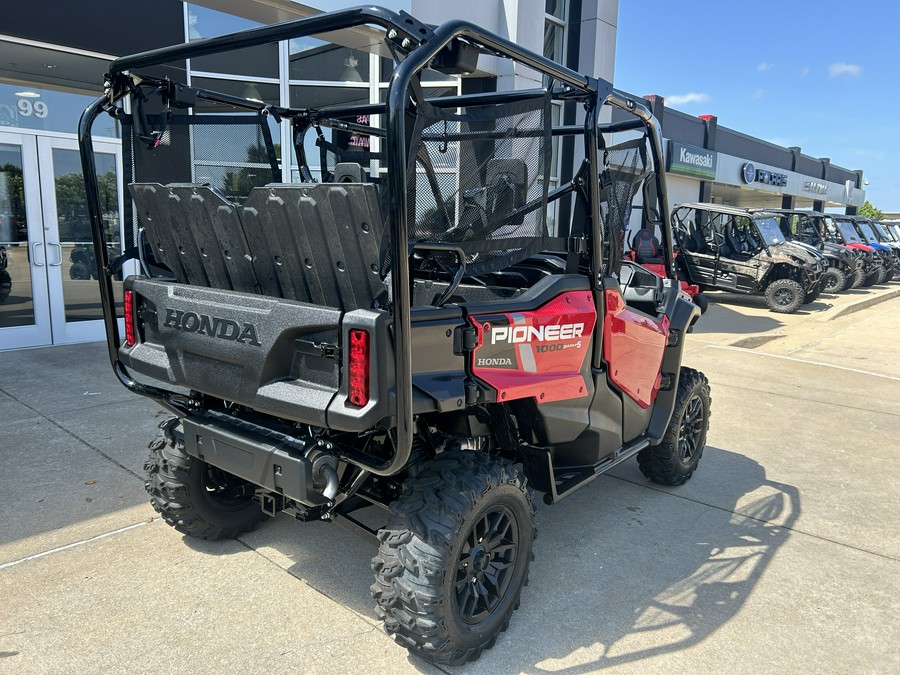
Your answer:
[406,94,551,276]
[604,136,649,263]
[123,114,280,204]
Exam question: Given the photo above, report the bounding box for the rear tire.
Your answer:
[372,451,536,666]
[821,267,847,294]
[764,278,804,313]
[145,417,268,540]
[638,368,711,486]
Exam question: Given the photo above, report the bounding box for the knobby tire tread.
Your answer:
[371,451,536,666]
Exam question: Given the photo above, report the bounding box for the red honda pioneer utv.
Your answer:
[79,7,710,665]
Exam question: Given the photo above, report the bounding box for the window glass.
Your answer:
[187,4,262,39]
[290,43,370,82]
[191,45,280,79]
[290,85,369,110]
[543,21,564,61]
[0,83,119,138]
[545,0,566,21]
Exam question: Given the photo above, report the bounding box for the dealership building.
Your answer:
[0,0,866,350]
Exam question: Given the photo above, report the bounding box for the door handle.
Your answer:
[48,242,63,267]
[32,241,45,266]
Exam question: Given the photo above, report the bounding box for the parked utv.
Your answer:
[828,215,889,285]
[754,209,860,294]
[79,6,710,666]
[818,214,883,287]
[672,203,824,313]
[854,217,900,280]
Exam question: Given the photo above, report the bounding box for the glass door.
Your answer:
[37,135,125,345]
[0,132,52,349]
[0,132,125,350]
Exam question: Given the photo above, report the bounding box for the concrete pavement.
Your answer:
[1,286,898,673]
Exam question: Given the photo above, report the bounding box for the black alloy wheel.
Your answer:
[455,505,519,624]
[678,394,705,464]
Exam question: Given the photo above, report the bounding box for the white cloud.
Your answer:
[800,66,810,77]
[757,62,776,72]
[829,62,863,78]
[751,89,765,100]
[665,92,710,106]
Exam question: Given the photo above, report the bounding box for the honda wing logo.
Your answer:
[163,308,261,346]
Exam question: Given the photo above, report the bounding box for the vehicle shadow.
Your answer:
[192,445,798,673]
[691,301,783,335]
[705,291,836,316]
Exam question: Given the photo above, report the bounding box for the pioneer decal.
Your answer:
[163,308,262,346]
[490,322,585,344]
[469,291,597,403]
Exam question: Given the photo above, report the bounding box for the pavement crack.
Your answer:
[0,390,144,481]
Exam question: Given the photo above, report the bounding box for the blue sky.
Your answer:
[614,1,900,211]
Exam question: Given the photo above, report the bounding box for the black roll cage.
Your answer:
[78,5,671,477]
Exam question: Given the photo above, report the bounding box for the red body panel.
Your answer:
[602,288,669,409]
[640,261,700,299]
[469,291,596,404]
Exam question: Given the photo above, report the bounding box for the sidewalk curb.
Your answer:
[828,287,900,320]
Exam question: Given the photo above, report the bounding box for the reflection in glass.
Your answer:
[290,43,370,82]
[0,144,35,329]
[0,83,119,138]
[52,148,123,323]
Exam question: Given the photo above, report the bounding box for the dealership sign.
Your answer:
[667,141,717,179]
[741,162,788,187]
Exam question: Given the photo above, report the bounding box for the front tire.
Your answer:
[638,367,711,486]
[821,267,847,294]
[145,417,268,540]
[765,278,804,313]
[862,270,880,287]
[372,452,536,666]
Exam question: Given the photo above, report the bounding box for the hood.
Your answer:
[821,241,850,257]
[845,243,874,252]
[774,241,822,266]
[787,240,828,262]
[867,242,892,252]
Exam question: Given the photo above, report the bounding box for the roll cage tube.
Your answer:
[601,91,673,279]
[80,7,612,476]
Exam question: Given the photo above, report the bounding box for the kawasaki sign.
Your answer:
[667,141,718,180]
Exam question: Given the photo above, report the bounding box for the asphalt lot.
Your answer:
[1,284,899,674]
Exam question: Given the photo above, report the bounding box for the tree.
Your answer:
[857,200,884,220]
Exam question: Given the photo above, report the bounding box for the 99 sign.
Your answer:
[17,98,49,118]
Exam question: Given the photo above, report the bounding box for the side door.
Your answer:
[731,217,764,292]
[672,206,717,285]
[710,214,741,290]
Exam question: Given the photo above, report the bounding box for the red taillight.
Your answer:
[124,289,136,348]
[347,329,370,407]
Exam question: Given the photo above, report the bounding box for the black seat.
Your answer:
[630,228,664,264]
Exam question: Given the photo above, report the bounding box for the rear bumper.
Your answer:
[121,276,395,431]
